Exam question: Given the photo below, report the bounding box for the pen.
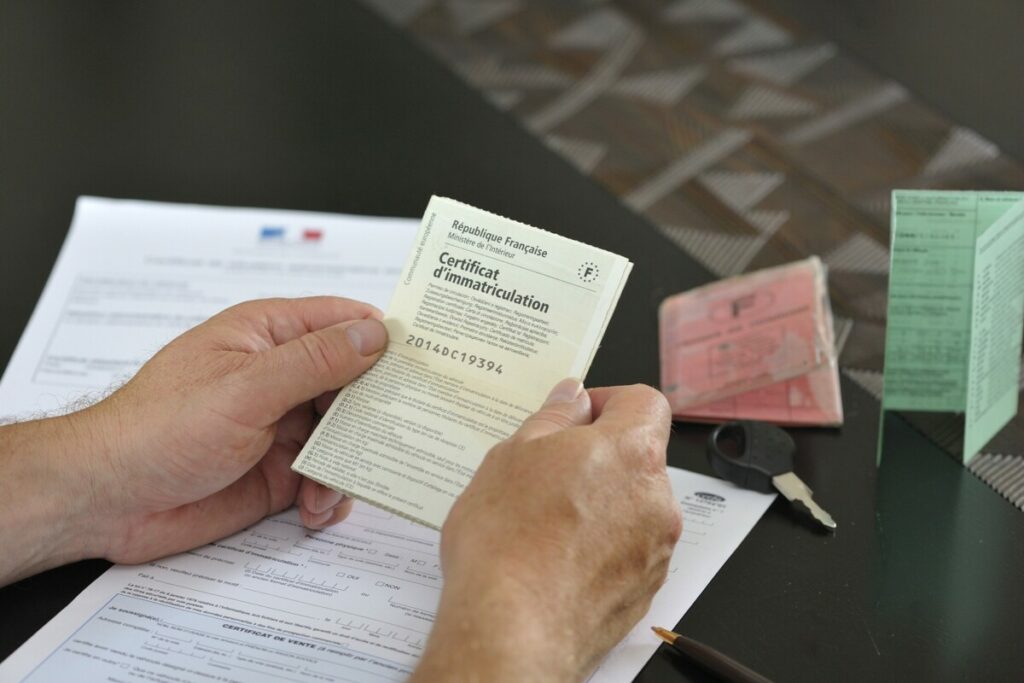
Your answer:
[652,627,774,683]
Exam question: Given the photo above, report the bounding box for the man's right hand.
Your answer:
[411,380,681,683]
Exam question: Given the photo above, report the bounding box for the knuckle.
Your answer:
[646,433,670,468]
[525,408,577,432]
[627,383,671,425]
[299,331,344,378]
[615,428,667,473]
[225,297,282,319]
[605,385,671,448]
[648,555,673,594]
[665,503,683,544]
[642,476,682,545]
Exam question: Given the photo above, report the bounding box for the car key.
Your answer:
[707,420,837,530]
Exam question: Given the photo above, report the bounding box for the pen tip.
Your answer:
[651,626,677,644]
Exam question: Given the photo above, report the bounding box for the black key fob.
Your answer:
[706,420,796,493]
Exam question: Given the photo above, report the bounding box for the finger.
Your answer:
[274,405,317,449]
[511,378,593,443]
[299,478,347,515]
[116,463,300,562]
[224,296,384,346]
[248,317,388,420]
[589,384,672,461]
[258,440,306,512]
[588,384,670,425]
[302,496,355,530]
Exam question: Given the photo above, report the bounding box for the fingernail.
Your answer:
[346,319,388,356]
[544,378,584,406]
[308,509,333,527]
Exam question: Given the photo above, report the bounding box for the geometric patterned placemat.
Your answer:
[361,0,1024,507]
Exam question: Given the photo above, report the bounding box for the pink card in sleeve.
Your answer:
[659,257,843,426]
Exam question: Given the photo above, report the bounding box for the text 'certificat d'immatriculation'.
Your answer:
[292,196,633,528]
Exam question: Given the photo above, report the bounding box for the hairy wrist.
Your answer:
[0,409,118,585]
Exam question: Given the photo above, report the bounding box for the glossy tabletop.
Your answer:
[1,2,1022,680]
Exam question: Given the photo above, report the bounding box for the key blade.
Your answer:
[796,498,838,531]
[771,471,813,501]
[772,472,837,530]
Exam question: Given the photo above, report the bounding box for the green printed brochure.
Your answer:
[883,190,1024,463]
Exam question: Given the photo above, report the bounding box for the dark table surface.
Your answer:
[1,2,1022,681]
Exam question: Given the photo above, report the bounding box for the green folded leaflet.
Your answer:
[882,190,1024,463]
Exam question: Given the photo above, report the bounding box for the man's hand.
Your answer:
[0,296,386,584]
[412,380,682,683]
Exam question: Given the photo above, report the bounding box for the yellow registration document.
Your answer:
[294,196,632,527]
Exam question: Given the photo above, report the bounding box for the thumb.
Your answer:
[512,378,593,443]
[249,318,388,421]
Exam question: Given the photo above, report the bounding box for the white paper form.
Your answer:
[0,197,418,419]
[0,468,773,682]
[0,505,443,683]
[0,196,773,682]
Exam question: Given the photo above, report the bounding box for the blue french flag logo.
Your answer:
[260,226,286,241]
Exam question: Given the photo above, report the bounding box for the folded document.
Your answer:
[659,257,843,426]
[293,196,633,528]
